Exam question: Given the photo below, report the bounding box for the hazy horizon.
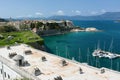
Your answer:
[0,0,120,18]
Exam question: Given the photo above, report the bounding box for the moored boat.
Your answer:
[92,49,119,59]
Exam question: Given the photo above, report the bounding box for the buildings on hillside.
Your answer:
[7,20,74,30]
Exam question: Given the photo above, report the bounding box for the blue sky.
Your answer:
[0,0,120,18]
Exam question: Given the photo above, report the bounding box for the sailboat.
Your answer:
[92,40,119,59]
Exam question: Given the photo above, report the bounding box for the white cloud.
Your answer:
[16,16,23,18]
[75,10,81,13]
[16,14,32,18]
[90,9,106,15]
[56,10,64,15]
[27,14,32,17]
[72,10,81,15]
[91,11,98,15]
[101,9,106,13]
[72,10,74,12]
[35,12,43,16]
[75,10,81,15]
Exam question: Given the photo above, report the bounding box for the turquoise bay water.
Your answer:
[43,20,120,71]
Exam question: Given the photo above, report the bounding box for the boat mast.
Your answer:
[65,46,68,58]
[97,58,100,68]
[110,59,113,69]
[109,39,113,52]
[56,46,58,56]
[87,48,89,64]
[103,41,106,51]
[109,39,113,70]
[79,48,81,62]
[117,62,119,71]
[68,51,70,59]
[96,57,98,67]
[97,40,100,50]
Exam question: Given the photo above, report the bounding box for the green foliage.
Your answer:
[36,22,43,28]
[63,21,67,26]
[30,23,35,29]
[20,24,29,30]
[30,22,44,29]
[24,21,71,31]
[0,25,17,32]
[0,26,5,32]
[0,18,8,22]
[0,31,44,47]
[46,22,59,30]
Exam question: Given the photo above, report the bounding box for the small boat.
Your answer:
[93,39,120,59]
[92,49,119,59]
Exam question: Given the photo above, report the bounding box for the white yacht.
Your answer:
[92,49,119,59]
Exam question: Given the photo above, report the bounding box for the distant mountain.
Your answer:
[48,12,120,20]
[13,12,120,21]
[13,17,46,21]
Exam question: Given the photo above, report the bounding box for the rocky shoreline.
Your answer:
[39,27,100,37]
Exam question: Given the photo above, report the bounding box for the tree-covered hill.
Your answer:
[0,18,8,22]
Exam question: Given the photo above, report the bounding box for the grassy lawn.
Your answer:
[0,31,44,47]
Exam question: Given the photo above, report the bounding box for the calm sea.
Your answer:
[43,20,120,71]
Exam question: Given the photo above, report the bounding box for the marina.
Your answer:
[43,20,120,72]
